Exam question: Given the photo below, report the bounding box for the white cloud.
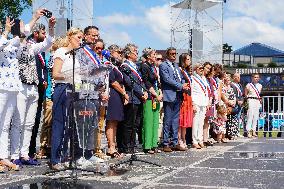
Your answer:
[144,3,171,44]
[100,29,132,47]
[97,13,141,27]
[224,16,284,50]
[227,0,284,25]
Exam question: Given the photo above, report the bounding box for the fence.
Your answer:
[257,96,284,136]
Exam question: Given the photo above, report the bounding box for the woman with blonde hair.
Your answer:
[50,28,83,170]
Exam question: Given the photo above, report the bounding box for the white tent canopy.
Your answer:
[172,0,222,11]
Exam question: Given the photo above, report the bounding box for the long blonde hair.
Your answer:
[62,27,83,47]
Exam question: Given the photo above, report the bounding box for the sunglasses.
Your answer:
[156,58,163,61]
[96,47,103,50]
[169,52,176,55]
[198,67,204,70]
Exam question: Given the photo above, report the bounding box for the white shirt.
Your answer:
[191,73,209,107]
[53,47,81,84]
[246,82,262,98]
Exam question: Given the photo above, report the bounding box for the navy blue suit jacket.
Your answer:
[159,60,184,102]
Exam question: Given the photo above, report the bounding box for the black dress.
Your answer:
[106,67,124,121]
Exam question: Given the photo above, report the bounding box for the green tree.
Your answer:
[223,43,233,53]
[236,63,248,68]
[267,62,277,67]
[0,0,32,23]
[257,63,264,67]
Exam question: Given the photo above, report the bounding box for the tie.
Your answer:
[172,63,180,82]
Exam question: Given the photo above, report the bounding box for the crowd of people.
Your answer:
[0,9,263,172]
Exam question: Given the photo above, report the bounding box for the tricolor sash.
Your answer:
[113,65,123,79]
[249,83,260,99]
[180,69,192,86]
[83,45,101,65]
[193,74,207,95]
[38,53,46,81]
[121,62,143,82]
[211,77,218,90]
[231,82,242,97]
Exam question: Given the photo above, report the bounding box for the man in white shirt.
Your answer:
[244,73,262,138]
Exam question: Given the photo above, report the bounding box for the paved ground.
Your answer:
[1,137,284,189]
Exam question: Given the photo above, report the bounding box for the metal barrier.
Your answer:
[258,96,284,136]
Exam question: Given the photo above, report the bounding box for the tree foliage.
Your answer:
[257,63,264,67]
[267,62,277,68]
[223,43,233,53]
[0,0,32,24]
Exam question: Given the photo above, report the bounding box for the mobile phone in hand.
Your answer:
[11,19,21,36]
[43,10,52,18]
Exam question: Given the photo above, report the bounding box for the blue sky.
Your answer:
[21,0,284,52]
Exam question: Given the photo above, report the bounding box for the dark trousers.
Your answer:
[29,87,44,156]
[117,103,142,153]
[163,96,181,147]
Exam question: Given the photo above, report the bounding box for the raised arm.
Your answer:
[31,17,56,55]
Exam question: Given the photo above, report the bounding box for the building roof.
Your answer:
[233,43,284,57]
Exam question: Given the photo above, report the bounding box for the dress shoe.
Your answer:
[163,146,172,152]
[199,143,205,148]
[175,144,186,151]
[204,141,213,147]
[192,144,201,149]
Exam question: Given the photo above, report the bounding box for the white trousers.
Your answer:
[11,84,39,159]
[192,105,206,144]
[0,90,18,159]
[246,99,261,132]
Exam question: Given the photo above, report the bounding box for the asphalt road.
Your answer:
[1,138,284,189]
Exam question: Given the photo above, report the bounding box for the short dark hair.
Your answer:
[84,25,99,35]
[166,47,176,55]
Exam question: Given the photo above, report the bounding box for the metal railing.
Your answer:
[258,96,284,136]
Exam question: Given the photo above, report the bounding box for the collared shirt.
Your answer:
[167,61,181,81]
[246,82,262,98]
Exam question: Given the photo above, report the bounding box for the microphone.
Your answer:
[102,49,111,60]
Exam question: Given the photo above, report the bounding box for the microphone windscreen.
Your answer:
[102,49,111,59]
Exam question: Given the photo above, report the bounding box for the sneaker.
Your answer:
[76,158,93,169]
[88,156,105,164]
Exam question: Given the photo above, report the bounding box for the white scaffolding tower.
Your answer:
[171,0,223,65]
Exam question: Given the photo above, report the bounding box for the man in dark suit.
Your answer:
[117,43,148,154]
[159,47,189,152]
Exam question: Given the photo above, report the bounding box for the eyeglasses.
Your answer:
[88,34,100,38]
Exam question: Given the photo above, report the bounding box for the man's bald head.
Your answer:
[233,73,240,83]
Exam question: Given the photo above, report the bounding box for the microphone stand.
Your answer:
[45,45,104,177]
[112,67,161,169]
